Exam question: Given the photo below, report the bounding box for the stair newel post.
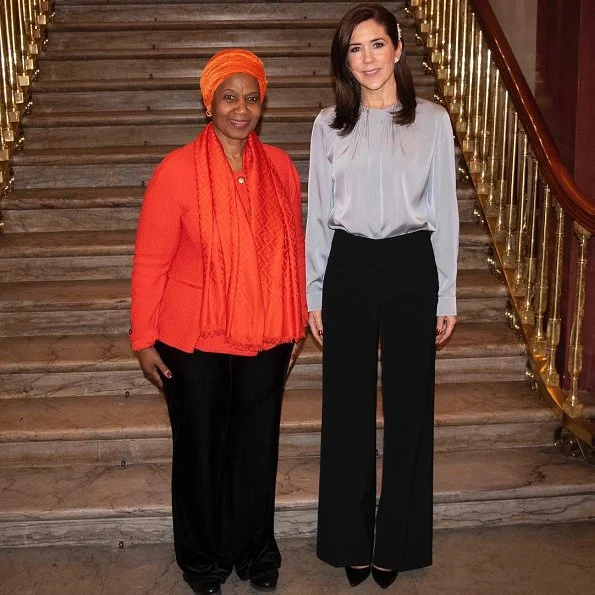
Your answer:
[562,224,591,418]
[484,68,500,215]
[531,181,551,356]
[544,201,564,387]
[461,16,476,150]
[502,112,519,268]
[494,90,510,240]
[512,131,529,292]
[520,157,539,323]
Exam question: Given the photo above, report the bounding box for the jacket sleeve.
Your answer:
[130,157,183,351]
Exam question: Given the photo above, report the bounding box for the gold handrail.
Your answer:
[411,0,594,462]
[0,0,52,231]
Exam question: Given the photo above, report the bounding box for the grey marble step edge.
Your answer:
[0,271,506,312]
[29,75,433,93]
[0,383,557,442]
[3,179,473,209]
[0,222,483,258]
[0,449,592,526]
[11,142,463,165]
[53,0,408,5]
[38,45,427,60]
[0,323,526,372]
[46,19,414,31]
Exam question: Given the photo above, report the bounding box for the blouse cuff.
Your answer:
[306,291,323,312]
[437,296,457,316]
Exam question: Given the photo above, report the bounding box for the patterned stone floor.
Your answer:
[0,522,593,594]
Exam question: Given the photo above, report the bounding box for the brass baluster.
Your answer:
[462,16,476,150]
[512,131,529,290]
[430,0,442,61]
[455,0,469,132]
[520,157,540,323]
[502,112,519,266]
[448,0,463,114]
[0,8,16,144]
[494,91,510,240]
[544,201,564,387]
[531,182,551,356]
[437,0,449,73]
[471,44,491,176]
[16,0,32,84]
[563,224,591,418]
[426,0,437,48]
[440,0,455,97]
[483,69,500,214]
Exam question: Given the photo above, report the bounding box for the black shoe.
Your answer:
[372,566,399,589]
[191,579,221,595]
[250,569,279,592]
[345,565,371,587]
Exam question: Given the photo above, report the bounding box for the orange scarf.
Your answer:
[193,123,304,352]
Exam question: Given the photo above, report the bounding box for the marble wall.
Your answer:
[488,0,537,93]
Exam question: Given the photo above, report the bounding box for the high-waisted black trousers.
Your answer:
[155,340,293,587]
[317,230,438,571]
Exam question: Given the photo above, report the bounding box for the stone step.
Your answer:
[0,322,526,399]
[30,75,436,112]
[12,138,463,189]
[50,2,402,22]
[0,223,490,282]
[0,382,565,467]
[0,446,591,547]
[2,178,476,233]
[25,99,451,148]
[0,270,507,337]
[45,20,417,52]
[36,49,426,81]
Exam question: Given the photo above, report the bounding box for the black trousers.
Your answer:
[155,340,293,587]
[317,230,438,571]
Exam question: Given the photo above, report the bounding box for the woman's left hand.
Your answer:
[436,315,456,345]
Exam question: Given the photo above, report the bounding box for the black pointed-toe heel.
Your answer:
[371,566,399,589]
[345,565,371,587]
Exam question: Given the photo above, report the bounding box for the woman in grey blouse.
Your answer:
[306,4,458,589]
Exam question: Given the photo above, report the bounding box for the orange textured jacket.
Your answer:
[130,140,307,354]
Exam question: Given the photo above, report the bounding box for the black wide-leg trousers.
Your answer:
[155,340,293,588]
[317,230,438,571]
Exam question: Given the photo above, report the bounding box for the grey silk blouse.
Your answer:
[305,98,459,316]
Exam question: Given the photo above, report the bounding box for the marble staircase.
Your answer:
[0,0,593,548]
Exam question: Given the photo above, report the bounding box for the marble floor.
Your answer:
[0,523,593,595]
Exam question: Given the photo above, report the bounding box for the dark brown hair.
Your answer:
[330,3,416,134]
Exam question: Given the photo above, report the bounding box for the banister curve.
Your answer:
[470,0,595,233]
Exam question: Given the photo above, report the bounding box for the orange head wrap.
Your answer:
[199,49,267,112]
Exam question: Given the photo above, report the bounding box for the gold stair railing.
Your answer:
[0,0,52,231]
[410,0,594,462]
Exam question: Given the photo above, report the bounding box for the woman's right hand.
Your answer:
[135,346,172,389]
[308,310,324,346]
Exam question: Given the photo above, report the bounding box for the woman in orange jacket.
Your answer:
[130,49,307,595]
